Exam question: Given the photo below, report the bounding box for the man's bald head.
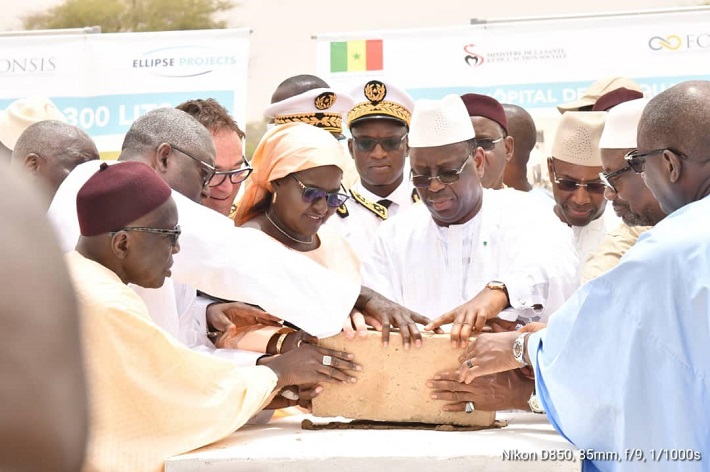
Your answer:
[637,80,710,214]
[120,108,213,159]
[502,104,536,191]
[119,108,216,203]
[11,120,99,205]
[12,120,94,162]
[270,74,329,103]
[638,81,710,162]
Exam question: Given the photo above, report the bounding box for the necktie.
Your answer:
[377,199,392,209]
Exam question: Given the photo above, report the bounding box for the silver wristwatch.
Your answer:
[528,389,545,414]
[513,333,529,367]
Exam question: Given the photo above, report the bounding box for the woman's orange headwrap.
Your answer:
[234,122,350,225]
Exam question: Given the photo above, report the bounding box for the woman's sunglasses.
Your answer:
[291,175,349,207]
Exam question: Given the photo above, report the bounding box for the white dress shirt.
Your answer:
[328,178,418,260]
[363,188,579,324]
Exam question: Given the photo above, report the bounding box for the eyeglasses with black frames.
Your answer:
[624,148,688,174]
[290,175,350,208]
[550,160,606,194]
[599,166,633,193]
[208,166,253,188]
[476,137,504,151]
[352,133,408,153]
[170,144,216,188]
[108,225,181,246]
[410,154,471,188]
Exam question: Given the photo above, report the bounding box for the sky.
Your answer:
[0,0,697,123]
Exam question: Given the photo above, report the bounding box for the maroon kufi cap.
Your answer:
[592,88,644,112]
[460,93,508,135]
[77,161,171,236]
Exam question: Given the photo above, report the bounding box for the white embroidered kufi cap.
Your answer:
[551,111,606,167]
[408,94,475,148]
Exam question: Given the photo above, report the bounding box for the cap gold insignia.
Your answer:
[364,80,387,104]
[314,92,336,111]
[346,80,411,127]
[274,113,342,134]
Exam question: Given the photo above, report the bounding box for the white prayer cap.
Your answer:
[0,97,67,150]
[599,98,650,150]
[408,94,475,148]
[346,79,415,128]
[551,111,606,167]
[263,88,354,135]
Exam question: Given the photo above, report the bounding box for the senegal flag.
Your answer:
[330,39,383,73]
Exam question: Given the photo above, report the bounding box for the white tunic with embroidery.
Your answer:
[328,179,418,261]
[362,188,579,323]
[569,203,621,274]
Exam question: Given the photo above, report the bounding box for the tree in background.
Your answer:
[245,120,267,160]
[23,0,234,32]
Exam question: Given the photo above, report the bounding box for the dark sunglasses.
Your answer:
[410,154,470,188]
[550,160,606,194]
[291,175,349,208]
[209,166,253,188]
[476,137,503,151]
[352,133,407,152]
[624,148,688,173]
[599,166,633,193]
[554,178,606,194]
[109,225,181,246]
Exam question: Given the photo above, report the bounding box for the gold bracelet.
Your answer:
[275,332,289,354]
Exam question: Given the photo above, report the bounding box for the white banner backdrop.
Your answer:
[315,8,710,163]
[0,28,250,152]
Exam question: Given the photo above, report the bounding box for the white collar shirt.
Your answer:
[328,178,417,261]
